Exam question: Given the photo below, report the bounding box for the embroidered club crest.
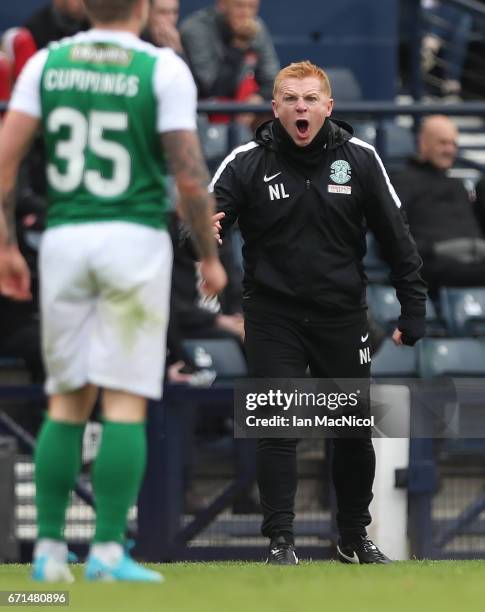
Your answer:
[330,160,351,185]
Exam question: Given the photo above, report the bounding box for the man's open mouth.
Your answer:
[296,119,310,136]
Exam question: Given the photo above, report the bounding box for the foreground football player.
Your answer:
[0,0,226,582]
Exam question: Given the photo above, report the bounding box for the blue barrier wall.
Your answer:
[1,0,399,100]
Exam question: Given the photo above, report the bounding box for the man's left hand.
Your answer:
[395,316,426,346]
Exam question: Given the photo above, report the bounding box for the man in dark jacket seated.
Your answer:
[393,114,485,296]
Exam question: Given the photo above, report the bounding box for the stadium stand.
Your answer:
[371,339,418,378]
[418,337,485,378]
[182,338,247,383]
[439,286,485,336]
[367,284,445,336]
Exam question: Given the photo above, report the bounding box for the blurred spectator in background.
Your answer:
[169,212,244,347]
[144,0,183,54]
[23,0,89,50]
[180,0,279,128]
[393,115,485,296]
[421,0,472,98]
[474,175,485,236]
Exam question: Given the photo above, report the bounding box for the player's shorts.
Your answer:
[39,222,172,400]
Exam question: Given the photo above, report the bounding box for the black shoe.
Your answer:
[337,535,392,564]
[266,536,299,565]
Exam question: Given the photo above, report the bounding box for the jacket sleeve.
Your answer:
[209,153,246,239]
[181,147,247,259]
[362,148,427,318]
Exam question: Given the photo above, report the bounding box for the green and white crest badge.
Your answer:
[330,160,351,184]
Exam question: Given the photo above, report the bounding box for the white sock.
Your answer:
[90,542,123,566]
[34,539,68,563]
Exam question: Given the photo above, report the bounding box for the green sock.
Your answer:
[92,421,146,543]
[34,419,85,540]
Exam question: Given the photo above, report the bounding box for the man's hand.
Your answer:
[212,211,225,245]
[0,245,31,301]
[199,256,227,296]
[150,20,183,53]
[216,312,245,341]
[394,315,426,347]
[230,17,260,48]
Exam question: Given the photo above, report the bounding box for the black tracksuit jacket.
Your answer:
[211,119,427,320]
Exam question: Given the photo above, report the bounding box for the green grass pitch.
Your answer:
[1,561,485,611]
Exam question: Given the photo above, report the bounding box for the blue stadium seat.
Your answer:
[367,284,444,335]
[418,338,485,378]
[383,122,415,160]
[439,287,485,336]
[325,68,362,101]
[182,338,247,382]
[197,115,228,163]
[371,338,418,378]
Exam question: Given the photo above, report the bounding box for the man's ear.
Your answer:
[272,99,278,118]
[326,98,334,117]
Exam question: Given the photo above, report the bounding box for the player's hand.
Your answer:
[0,245,31,301]
[212,211,225,245]
[392,328,403,346]
[199,256,227,296]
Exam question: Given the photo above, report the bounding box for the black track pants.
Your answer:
[244,304,375,543]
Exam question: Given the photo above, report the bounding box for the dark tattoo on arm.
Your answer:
[161,131,217,259]
[1,189,17,246]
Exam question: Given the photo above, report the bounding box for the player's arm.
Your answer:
[161,129,227,295]
[0,48,46,300]
[0,111,39,247]
[161,129,216,259]
[155,53,226,294]
[0,110,39,300]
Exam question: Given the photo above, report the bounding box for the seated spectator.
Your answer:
[393,115,485,295]
[421,0,473,98]
[180,0,279,127]
[169,212,244,346]
[23,0,89,50]
[144,0,183,54]
[475,176,485,236]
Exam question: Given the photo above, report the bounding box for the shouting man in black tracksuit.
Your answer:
[209,61,427,564]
